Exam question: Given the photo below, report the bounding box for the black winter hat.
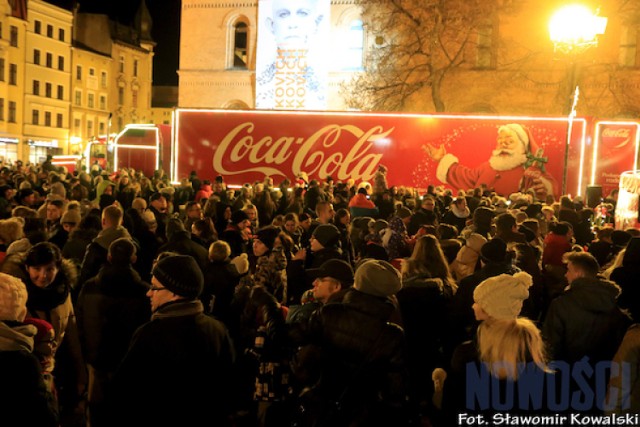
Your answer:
[307,259,354,286]
[255,226,280,252]
[152,255,203,299]
[231,209,249,225]
[312,224,340,248]
[480,238,507,263]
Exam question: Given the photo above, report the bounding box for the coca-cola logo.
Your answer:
[211,122,393,181]
[602,127,632,148]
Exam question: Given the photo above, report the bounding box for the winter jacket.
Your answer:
[385,217,411,260]
[108,300,235,426]
[348,193,376,209]
[195,184,213,204]
[542,233,572,267]
[450,233,486,281]
[253,248,287,303]
[158,229,208,272]
[607,324,640,415]
[542,276,631,364]
[62,227,99,269]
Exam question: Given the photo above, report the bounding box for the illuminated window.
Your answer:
[9,26,17,47]
[9,64,16,85]
[8,101,15,123]
[619,26,638,68]
[476,24,494,69]
[338,20,364,71]
[232,21,248,69]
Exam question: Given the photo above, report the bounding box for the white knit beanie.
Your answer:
[473,272,532,320]
[0,273,28,321]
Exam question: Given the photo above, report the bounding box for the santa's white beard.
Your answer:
[488,149,528,171]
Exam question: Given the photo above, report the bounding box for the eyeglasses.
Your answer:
[150,286,168,292]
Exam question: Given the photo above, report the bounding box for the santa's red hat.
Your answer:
[499,124,539,154]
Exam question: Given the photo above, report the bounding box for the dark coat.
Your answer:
[62,227,99,268]
[78,226,132,299]
[294,289,408,427]
[158,230,208,271]
[76,263,150,371]
[219,225,248,258]
[542,276,631,364]
[202,259,241,326]
[0,321,58,427]
[611,265,640,322]
[108,300,235,426]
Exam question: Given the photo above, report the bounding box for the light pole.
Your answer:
[549,5,607,195]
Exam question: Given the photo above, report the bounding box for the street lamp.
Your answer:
[549,5,607,196]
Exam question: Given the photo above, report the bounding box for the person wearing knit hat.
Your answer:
[425,123,558,200]
[150,254,204,307]
[311,224,340,251]
[61,209,81,233]
[252,225,288,302]
[220,209,252,258]
[480,238,508,264]
[0,272,59,425]
[254,226,281,254]
[111,257,235,426]
[354,259,402,298]
[473,272,532,321]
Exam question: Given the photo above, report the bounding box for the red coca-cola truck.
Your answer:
[113,110,640,200]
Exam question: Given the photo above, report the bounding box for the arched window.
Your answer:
[233,22,248,69]
[338,19,364,71]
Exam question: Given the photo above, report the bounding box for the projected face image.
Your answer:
[269,0,323,49]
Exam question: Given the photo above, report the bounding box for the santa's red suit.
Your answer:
[436,154,558,197]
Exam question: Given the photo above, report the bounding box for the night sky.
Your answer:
[48,0,180,86]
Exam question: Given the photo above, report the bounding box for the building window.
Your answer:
[88,93,94,108]
[89,68,95,76]
[58,28,64,42]
[101,71,107,88]
[0,99,4,121]
[119,55,124,73]
[75,90,81,106]
[0,59,4,82]
[339,20,364,71]
[58,56,64,71]
[9,26,17,47]
[57,85,63,100]
[45,111,51,127]
[9,64,16,85]
[46,52,52,68]
[619,26,638,68]
[32,110,39,125]
[33,80,40,96]
[74,118,81,132]
[33,49,40,65]
[34,21,41,34]
[133,59,139,77]
[56,113,63,128]
[99,95,106,110]
[132,91,138,108]
[76,65,82,80]
[118,87,124,105]
[45,82,52,98]
[87,120,93,136]
[99,121,105,133]
[232,21,248,69]
[46,25,53,38]
[8,101,15,123]
[476,24,494,69]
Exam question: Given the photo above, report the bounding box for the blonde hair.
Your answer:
[0,217,25,244]
[209,240,231,262]
[477,317,549,380]
[402,234,457,292]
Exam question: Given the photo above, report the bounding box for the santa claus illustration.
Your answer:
[424,124,558,200]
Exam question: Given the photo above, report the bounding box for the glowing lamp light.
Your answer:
[549,5,607,53]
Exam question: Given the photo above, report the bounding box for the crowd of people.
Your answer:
[1,158,639,426]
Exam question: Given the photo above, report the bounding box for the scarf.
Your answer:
[25,273,69,312]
